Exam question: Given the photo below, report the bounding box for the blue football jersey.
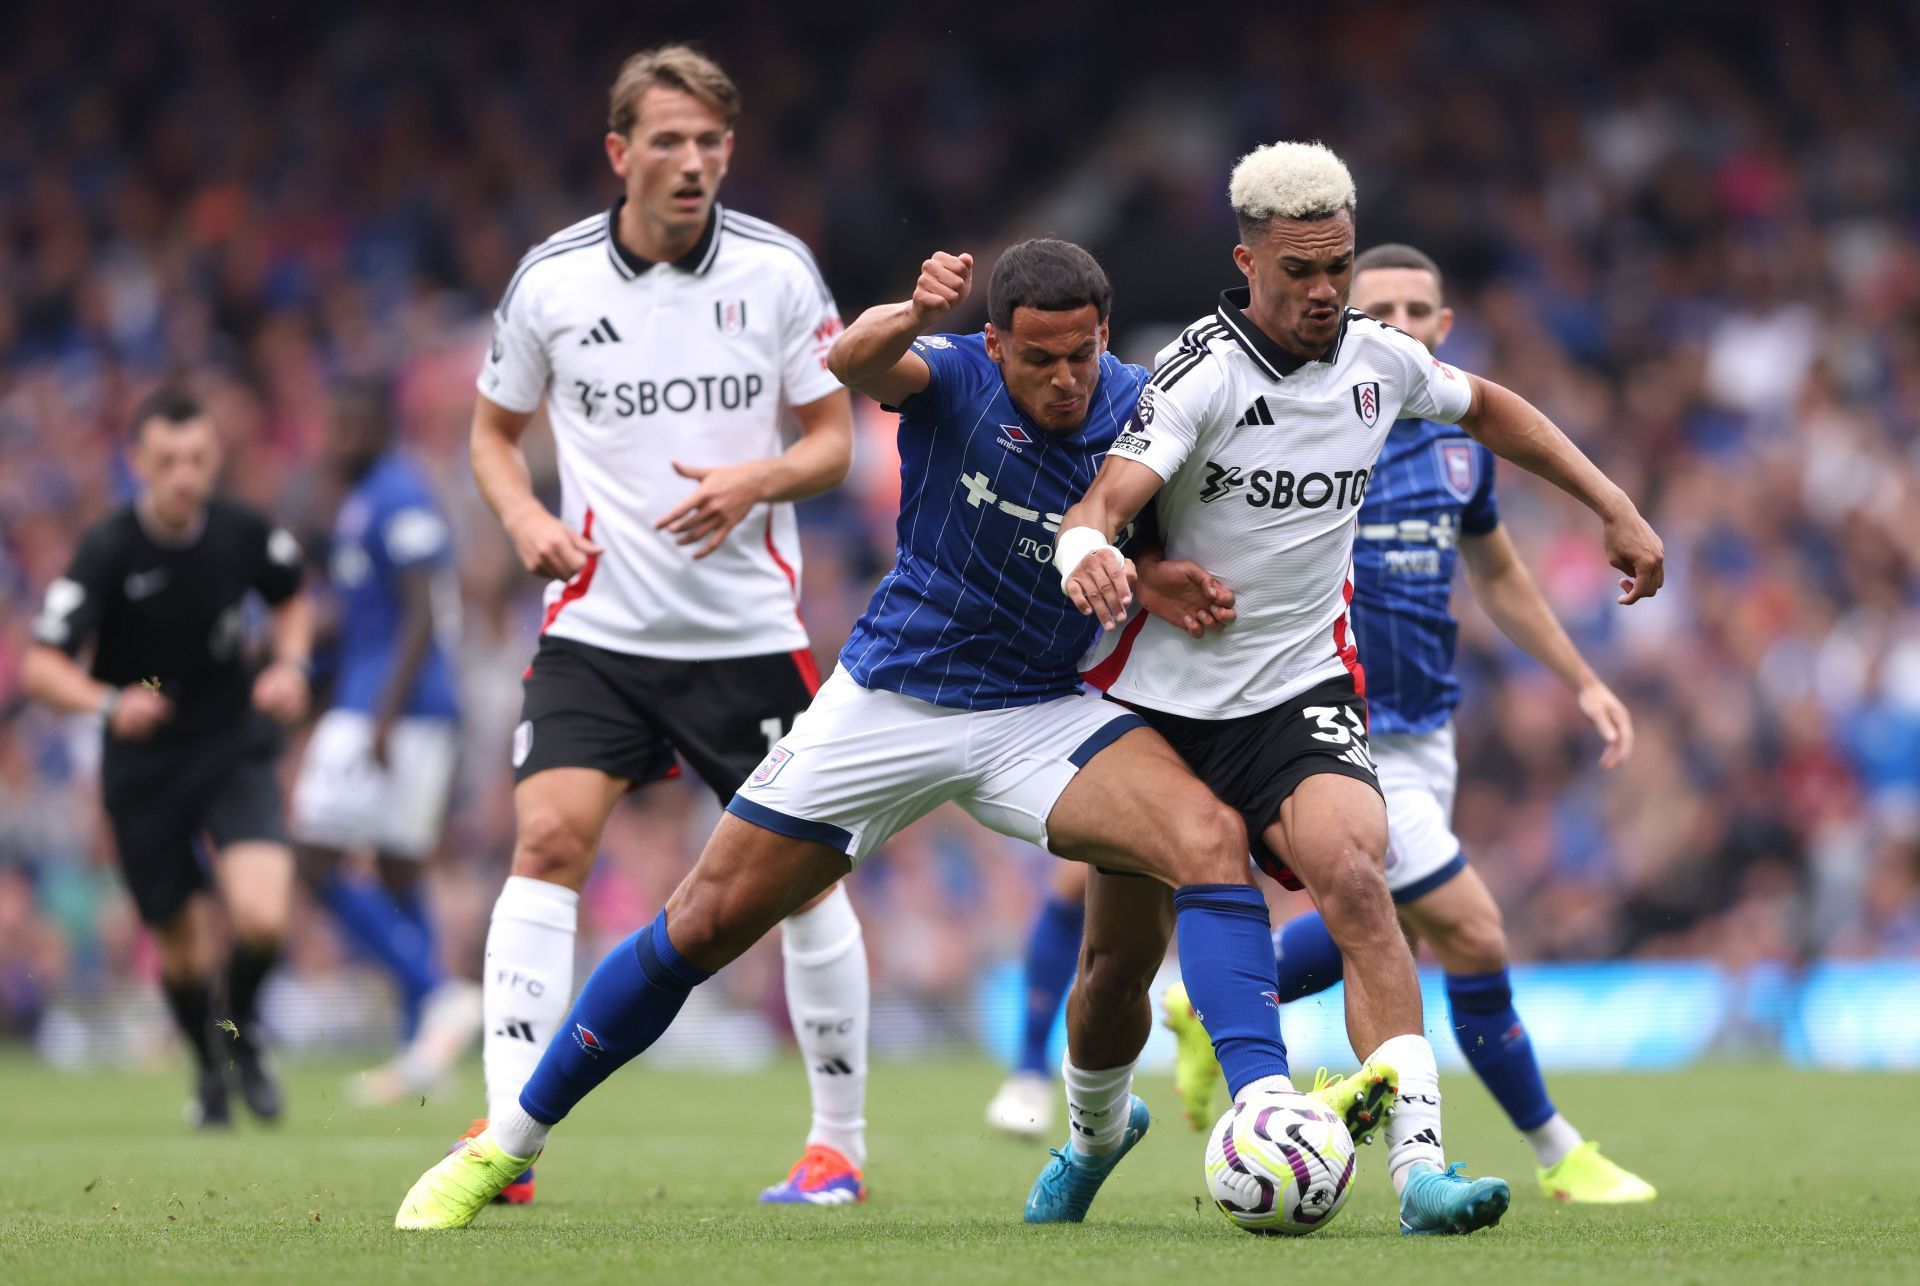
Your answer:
[1349,418,1499,735]
[328,452,461,721]
[840,333,1148,709]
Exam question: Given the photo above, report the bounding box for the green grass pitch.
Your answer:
[4,1054,1915,1284]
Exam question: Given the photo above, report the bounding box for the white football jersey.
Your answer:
[480,202,843,659]
[1084,288,1473,718]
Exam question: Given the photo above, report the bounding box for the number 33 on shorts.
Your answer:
[1303,704,1376,774]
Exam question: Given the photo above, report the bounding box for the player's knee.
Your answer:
[512,807,595,885]
[1436,905,1508,975]
[1168,803,1249,886]
[1316,852,1396,938]
[375,856,423,896]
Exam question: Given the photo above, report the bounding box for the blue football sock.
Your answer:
[519,910,711,1125]
[1172,884,1289,1096]
[320,872,444,1036]
[1271,910,1345,1003]
[1017,894,1084,1074]
[1446,967,1556,1132]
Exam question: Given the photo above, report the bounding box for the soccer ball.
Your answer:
[1204,1088,1356,1235]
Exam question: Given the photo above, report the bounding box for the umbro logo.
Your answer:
[1198,461,1245,503]
[578,317,623,345]
[996,423,1034,453]
[1235,397,1276,427]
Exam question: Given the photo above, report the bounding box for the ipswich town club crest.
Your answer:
[1351,381,1381,428]
[715,299,748,335]
[1438,441,1476,501]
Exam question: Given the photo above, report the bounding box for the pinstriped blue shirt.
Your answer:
[1350,417,1500,735]
[840,333,1148,709]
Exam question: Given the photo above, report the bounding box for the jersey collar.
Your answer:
[1215,287,1348,380]
[605,200,723,280]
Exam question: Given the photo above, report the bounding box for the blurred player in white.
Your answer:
[467,45,868,1206]
[1059,141,1665,1234]
[291,380,481,1106]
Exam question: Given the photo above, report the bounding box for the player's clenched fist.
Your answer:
[1605,508,1664,605]
[508,506,604,581]
[909,252,973,325]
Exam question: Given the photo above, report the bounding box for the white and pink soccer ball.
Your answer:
[1204,1088,1357,1235]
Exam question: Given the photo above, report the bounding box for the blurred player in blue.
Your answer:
[1160,244,1656,1203]
[398,239,1394,1230]
[291,381,481,1104]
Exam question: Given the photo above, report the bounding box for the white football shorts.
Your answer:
[291,709,459,860]
[1375,720,1468,901]
[726,666,1146,866]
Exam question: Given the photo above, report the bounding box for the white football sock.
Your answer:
[482,876,579,1125]
[1062,1056,1136,1157]
[1373,1032,1445,1194]
[489,1102,550,1161]
[1525,1113,1584,1169]
[781,884,869,1168]
[1235,1073,1296,1102]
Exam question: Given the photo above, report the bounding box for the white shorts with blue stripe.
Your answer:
[1376,720,1468,902]
[727,666,1145,866]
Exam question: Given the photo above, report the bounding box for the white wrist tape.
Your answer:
[1054,526,1122,589]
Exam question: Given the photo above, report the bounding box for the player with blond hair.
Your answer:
[1057,140,1664,1234]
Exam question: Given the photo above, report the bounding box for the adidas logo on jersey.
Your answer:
[578,317,623,345]
[1235,397,1276,427]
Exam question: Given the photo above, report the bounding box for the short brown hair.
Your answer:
[1353,243,1444,296]
[129,385,206,440]
[608,45,741,136]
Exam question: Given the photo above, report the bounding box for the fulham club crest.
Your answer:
[715,299,748,335]
[1351,381,1380,428]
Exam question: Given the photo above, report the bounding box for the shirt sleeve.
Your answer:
[1104,362,1221,483]
[1461,444,1500,535]
[891,334,975,419]
[778,251,845,408]
[477,268,552,413]
[1384,328,1473,424]
[378,482,453,571]
[31,524,116,656]
[251,513,305,605]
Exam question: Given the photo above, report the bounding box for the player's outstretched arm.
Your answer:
[1055,457,1167,630]
[656,389,854,559]
[1460,524,1632,768]
[827,251,974,408]
[1456,374,1664,604]
[472,394,601,580]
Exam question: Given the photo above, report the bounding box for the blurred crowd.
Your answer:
[2,0,1916,1048]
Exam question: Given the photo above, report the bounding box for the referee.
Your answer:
[24,388,313,1129]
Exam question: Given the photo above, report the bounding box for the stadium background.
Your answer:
[1,0,1917,1076]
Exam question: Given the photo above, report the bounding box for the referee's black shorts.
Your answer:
[1133,674,1380,890]
[512,635,821,800]
[100,715,289,927]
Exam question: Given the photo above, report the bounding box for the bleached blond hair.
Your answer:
[1228,141,1356,239]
